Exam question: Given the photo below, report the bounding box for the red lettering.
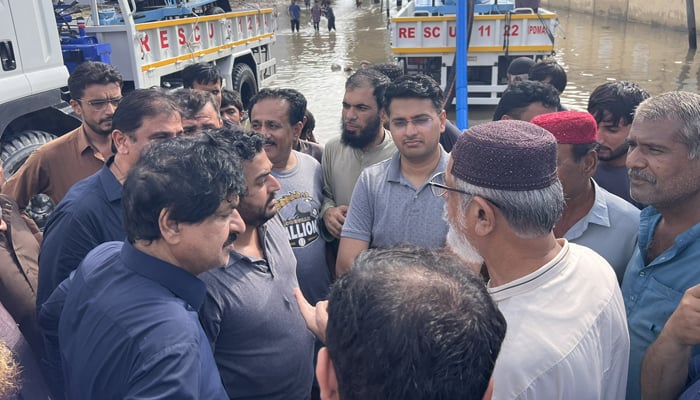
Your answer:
[478,25,491,37]
[423,26,440,38]
[208,23,215,38]
[449,25,456,38]
[398,27,416,38]
[159,30,169,49]
[194,25,201,42]
[238,18,243,32]
[140,34,150,52]
[178,27,186,45]
[529,25,545,34]
[248,17,253,31]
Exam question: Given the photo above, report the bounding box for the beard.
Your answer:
[84,118,113,137]
[443,206,484,269]
[340,114,382,149]
[598,142,629,162]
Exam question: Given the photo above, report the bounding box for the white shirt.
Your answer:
[489,240,629,400]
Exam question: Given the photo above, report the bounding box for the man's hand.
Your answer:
[664,284,700,346]
[323,205,348,239]
[294,288,328,344]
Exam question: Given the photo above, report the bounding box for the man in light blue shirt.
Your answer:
[619,91,700,400]
[532,111,639,282]
[336,74,449,276]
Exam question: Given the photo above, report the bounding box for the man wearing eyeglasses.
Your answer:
[335,74,449,276]
[36,89,183,308]
[3,61,123,211]
[443,120,629,399]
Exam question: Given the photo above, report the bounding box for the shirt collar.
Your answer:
[121,241,207,309]
[99,157,123,203]
[564,179,611,239]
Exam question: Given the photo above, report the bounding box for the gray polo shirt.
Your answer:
[199,216,315,400]
[341,149,449,248]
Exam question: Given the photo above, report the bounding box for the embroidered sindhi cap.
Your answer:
[451,120,558,191]
[531,111,598,144]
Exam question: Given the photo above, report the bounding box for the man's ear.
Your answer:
[439,109,447,133]
[159,208,181,244]
[112,130,128,154]
[293,120,303,141]
[471,196,497,237]
[316,347,340,400]
[582,149,598,176]
[70,99,83,117]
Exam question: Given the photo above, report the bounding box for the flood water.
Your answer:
[266,1,700,143]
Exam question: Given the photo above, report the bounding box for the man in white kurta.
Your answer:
[489,241,628,399]
[441,120,629,400]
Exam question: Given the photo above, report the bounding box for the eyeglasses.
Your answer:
[76,97,122,110]
[389,116,433,130]
[427,172,502,209]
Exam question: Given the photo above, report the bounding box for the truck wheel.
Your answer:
[231,63,258,111]
[0,130,56,179]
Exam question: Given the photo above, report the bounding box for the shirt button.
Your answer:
[630,295,636,301]
[639,271,646,277]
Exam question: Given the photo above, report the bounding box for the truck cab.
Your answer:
[1,0,277,179]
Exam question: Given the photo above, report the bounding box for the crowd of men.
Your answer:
[1,56,700,400]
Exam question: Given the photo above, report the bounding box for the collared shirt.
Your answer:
[52,241,227,400]
[0,195,42,355]
[341,149,449,248]
[320,130,396,219]
[622,207,700,400]
[490,240,629,400]
[563,179,639,282]
[272,151,331,304]
[2,126,106,209]
[37,162,124,307]
[199,216,315,400]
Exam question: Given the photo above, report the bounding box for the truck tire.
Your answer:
[0,130,56,178]
[231,63,258,111]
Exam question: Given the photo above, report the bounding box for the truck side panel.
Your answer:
[85,9,276,88]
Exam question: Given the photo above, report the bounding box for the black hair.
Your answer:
[529,58,567,93]
[68,61,123,100]
[587,80,650,127]
[326,247,507,400]
[345,69,391,110]
[301,109,318,143]
[112,88,181,139]
[248,88,307,126]
[171,88,220,119]
[571,142,599,163]
[365,62,405,82]
[181,62,222,88]
[221,88,244,113]
[492,81,560,121]
[122,130,246,243]
[383,74,444,114]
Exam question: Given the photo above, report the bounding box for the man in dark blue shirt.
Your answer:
[39,132,247,399]
[36,89,183,307]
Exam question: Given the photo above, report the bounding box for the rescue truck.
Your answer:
[390,0,558,105]
[1,0,277,176]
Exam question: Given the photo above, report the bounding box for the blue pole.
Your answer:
[455,0,468,129]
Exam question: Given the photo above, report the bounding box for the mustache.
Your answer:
[263,138,275,146]
[629,169,656,184]
[223,232,238,248]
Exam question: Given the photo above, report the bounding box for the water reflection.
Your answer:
[269,2,700,142]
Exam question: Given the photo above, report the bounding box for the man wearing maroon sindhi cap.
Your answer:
[436,119,629,399]
[532,111,640,282]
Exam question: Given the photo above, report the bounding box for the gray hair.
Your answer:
[634,91,700,160]
[453,176,564,238]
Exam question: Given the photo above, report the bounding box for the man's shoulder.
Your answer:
[31,127,82,158]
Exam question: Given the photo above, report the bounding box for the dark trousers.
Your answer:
[291,19,300,32]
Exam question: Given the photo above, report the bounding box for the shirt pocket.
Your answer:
[643,276,684,336]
